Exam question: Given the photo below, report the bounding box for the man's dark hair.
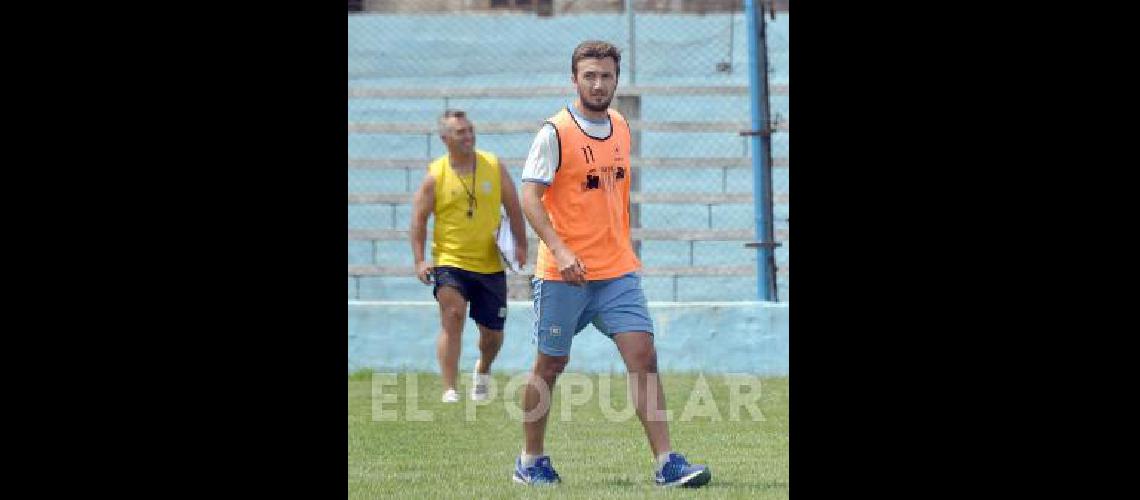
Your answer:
[571,40,621,77]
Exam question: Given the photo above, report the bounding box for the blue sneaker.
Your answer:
[655,452,711,487]
[513,455,561,485]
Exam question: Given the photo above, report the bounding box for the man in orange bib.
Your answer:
[512,41,710,488]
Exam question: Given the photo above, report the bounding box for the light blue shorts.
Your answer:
[530,272,655,357]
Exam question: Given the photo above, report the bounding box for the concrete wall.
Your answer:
[359,0,790,14]
[364,0,472,13]
[348,300,787,374]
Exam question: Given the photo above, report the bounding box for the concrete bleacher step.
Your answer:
[348,264,759,277]
[348,228,759,241]
[347,191,783,205]
[347,84,787,99]
[347,156,789,169]
[348,120,788,135]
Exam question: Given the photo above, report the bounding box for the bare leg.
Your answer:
[435,286,467,391]
[522,352,568,455]
[474,324,504,374]
[614,332,671,457]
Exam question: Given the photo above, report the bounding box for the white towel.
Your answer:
[495,207,523,273]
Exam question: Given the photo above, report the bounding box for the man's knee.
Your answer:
[628,353,658,374]
[440,298,467,328]
[622,337,659,373]
[436,286,466,323]
[642,354,659,374]
[440,306,465,326]
[480,329,503,345]
[535,354,569,379]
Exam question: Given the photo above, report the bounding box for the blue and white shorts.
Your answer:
[530,272,654,357]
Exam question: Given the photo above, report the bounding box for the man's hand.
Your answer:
[515,241,528,269]
[415,261,434,285]
[553,247,587,285]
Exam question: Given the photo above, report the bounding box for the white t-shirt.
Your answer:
[521,106,612,185]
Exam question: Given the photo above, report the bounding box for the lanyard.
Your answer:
[452,160,477,218]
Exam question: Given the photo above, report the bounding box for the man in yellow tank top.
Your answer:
[513,41,711,488]
[409,109,528,404]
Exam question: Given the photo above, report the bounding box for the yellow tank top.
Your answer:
[429,150,504,273]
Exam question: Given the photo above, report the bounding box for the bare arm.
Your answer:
[499,164,528,268]
[409,173,436,284]
[521,181,587,284]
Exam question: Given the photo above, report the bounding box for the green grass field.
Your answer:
[349,370,788,499]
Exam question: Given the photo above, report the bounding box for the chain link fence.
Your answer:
[348,0,788,302]
[766,7,789,302]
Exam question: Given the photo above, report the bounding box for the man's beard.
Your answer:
[580,93,613,112]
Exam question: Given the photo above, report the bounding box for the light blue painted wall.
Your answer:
[348,301,787,375]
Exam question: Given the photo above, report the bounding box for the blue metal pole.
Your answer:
[744,0,776,301]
